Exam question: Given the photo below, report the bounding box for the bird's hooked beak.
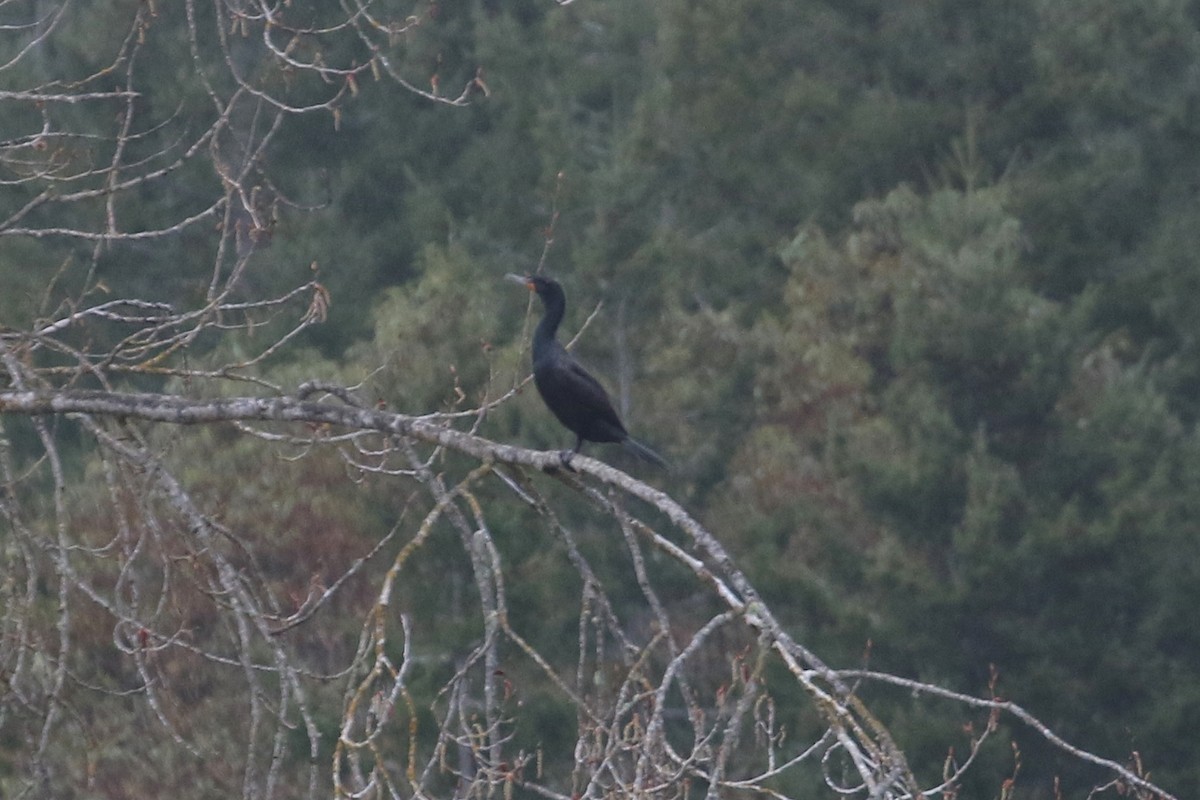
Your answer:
[505,273,535,291]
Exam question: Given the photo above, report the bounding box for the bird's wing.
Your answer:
[562,359,615,411]
[537,354,625,427]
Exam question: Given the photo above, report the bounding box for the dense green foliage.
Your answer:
[6,0,1200,795]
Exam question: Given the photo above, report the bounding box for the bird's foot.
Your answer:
[558,450,577,471]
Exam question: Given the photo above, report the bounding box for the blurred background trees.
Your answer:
[2,0,1199,797]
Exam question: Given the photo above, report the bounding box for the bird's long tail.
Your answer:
[623,437,669,469]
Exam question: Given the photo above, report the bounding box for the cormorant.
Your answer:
[507,273,667,469]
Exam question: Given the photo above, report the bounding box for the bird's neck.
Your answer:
[532,290,566,361]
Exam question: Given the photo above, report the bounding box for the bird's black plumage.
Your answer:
[508,274,666,468]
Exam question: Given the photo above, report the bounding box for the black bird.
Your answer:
[508,273,667,468]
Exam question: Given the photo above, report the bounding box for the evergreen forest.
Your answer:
[2,1,1199,798]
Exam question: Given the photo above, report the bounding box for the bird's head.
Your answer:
[505,273,559,297]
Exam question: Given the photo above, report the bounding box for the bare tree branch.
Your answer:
[0,386,1179,799]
